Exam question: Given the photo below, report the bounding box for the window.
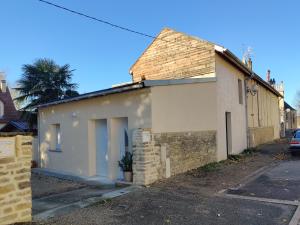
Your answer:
[0,100,4,118]
[238,79,243,104]
[293,116,295,124]
[51,124,61,151]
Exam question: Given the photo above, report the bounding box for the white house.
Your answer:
[37,28,281,185]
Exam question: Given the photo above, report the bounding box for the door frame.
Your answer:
[225,112,232,157]
[95,119,109,178]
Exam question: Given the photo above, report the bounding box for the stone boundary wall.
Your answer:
[249,127,274,147]
[132,129,217,186]
[0,134,32,225]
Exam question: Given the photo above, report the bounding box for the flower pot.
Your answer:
[123,171,132,182]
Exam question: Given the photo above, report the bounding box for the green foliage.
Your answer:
[119,152,133,172]
[228,154,242,161]
[242,147,257,155]
[15,58,79,110]
[19,110,37,130]
[228,148,257,162]
[199,147,258,173]
[201,162,221,172]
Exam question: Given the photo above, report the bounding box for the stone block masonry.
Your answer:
[130,28,215,82]
[0,134,32,225]
[132,129,217,186]
[132,129,160,186]
[249,127,275,147]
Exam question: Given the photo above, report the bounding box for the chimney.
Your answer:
[1,80,6,93]
[266,70,271,82]
[247,58,253,70]
[0,72,6,93]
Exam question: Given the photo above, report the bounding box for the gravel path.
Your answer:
[31,172,86,199]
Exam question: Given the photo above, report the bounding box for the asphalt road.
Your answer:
[228,160,300,201]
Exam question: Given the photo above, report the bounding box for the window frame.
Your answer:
[0,100,4,118]
[238,79,243,105]
[49,124,62,152]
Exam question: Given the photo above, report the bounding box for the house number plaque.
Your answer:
[0,138,15,158]
[142,131,151,143]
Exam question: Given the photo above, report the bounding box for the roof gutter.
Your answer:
[215,46,283,98]
[37,82,145,108]
[37,77,217,109]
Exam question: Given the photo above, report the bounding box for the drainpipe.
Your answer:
[37,109,41,167]
[244,78,250,148]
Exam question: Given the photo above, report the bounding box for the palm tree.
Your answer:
[14,58,79,125]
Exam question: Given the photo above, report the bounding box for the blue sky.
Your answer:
[0,0,299,107]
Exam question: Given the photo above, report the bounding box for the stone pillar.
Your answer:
[0,134,32,225]
[132,128,161,186]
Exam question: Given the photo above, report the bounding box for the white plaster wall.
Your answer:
[38,89,151,177]
[151,82,218,133]
[216,55,248,161]
[247,79,280,139]
[32,136,39,163]
[109,117,128,180]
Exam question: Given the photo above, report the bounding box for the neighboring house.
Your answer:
[0,120,37,134]
[0,73,20,129]
[284,102,297,130]
[271,81,297,135]
[38,28,282,185]
[297,115,300,128]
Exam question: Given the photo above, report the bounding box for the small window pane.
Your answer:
[56,125,61,149]
[51,124,61,151]
[0,100,4,117]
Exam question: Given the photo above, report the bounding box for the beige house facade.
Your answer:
[284,102,297,130]
[38,28,282,185]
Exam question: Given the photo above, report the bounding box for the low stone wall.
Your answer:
[132,129,160,185]
[249,127,274,147]
[0,134,32,225]
[132,129,217,186]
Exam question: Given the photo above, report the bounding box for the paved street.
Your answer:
[38,190,295,225]
[21,139,300,225]
[227,160,300,201]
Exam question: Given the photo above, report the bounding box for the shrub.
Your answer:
[201,162,221,172]
[243,147,257,155]
[118,152,133,172]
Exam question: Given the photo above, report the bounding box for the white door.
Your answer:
[225,112,232,157]
[117,121,128,179]
[96,119,108,177]
[110,118,129,180]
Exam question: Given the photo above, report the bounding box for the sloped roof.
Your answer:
[38,77,216,108]
[0,120,37,132]
[214,46,282,97]
[284,101,296,111]
[38,82,145,108]
[130,28,282,97]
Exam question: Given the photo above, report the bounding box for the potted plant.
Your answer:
[119,152,133,182]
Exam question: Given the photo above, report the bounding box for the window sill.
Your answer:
[48,149,62,153]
